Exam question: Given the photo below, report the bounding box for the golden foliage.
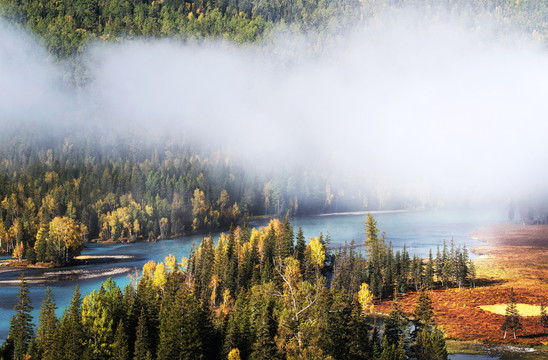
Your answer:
[357,283,374,315]
[308,236,325,267]
[228,348,241,360]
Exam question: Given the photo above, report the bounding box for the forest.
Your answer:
[0,127,389,264]
[2,0,548,60]
[0,215,465,360]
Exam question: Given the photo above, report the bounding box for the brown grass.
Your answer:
[377,224,548,345]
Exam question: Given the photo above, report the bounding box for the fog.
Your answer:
[2,6,548,203]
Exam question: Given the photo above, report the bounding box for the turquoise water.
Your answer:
[0,208,505,342]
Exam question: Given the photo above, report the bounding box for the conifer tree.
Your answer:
[112,320,129,360]
[380,336,405,360]
[541,301,548,334]
[431,327,448,360]
[36,287,60,360]
[157,288,203,360]
[501,288,522,339]
[413,287,434,338]
[294,227,306,264]
[7,274,34,360]
[468,258,477,288]
[60,285,84,360]
[425,249,435,290]
[384,294,408,347]
[280,215,294,259]
[134,308,151,360]
[347,301,372,359]
[250,305,278,360]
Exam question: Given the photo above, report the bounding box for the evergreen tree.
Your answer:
[347,302,372,360]
[413,287,434,338]
[157,288,203,360]
[541,301,548,334]
[134,308,151,360]
[380,336,405,360]
[323,303,351,360]
[425,249,435,290]
[7,274,34,360]
[280,214,294,259]
[36,287,60,360]
[468,258,477,288]
[414,326,447,360]
[501,288,522,339]
[60,285,84,360]
[294,227,306,264]
[384,294,408,347]
[112,320,129,360]
[250,305,278,360]
[431,327,448,360]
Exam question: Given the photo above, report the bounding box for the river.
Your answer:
[0,208,506,357]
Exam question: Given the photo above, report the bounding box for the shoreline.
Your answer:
[0,255,136,284]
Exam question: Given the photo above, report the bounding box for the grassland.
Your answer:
[377,223,548,348]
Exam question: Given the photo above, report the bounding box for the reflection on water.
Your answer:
[0,209,504,345]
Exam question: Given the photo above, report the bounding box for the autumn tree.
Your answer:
[49,216,83,264]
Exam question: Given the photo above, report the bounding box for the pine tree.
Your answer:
[384,294,408,347]
[294,227,306,264]
[112,320,129,360]
[8,274,34,360]
[540,301,548,334]
[250,306,278,360]
[134,308,151,360]
[501,288,522,339]
[157,288,203,360]
[380,336,405,360]
[324,304,351,360]
[36,287,60,360]
[468,259,476,288]
[60,285,84,360]
[413,287,434,338]
[425,249,435,290]
[280,215,294,259]
[431,327,448,360]
[414,326,447,360]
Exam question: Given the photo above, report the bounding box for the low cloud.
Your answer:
[2,5,548,203]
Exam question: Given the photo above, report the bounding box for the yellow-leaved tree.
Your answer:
[357,283,374,316]
[48,216,82,264]
[228,348,241,360]
[308,236,325,271]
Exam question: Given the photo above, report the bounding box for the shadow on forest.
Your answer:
[474,278,506,287]
[518,333,548,339]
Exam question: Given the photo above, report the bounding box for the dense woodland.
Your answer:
[1,215,463,360]
[0,127,387,262]
[3,0,548,61]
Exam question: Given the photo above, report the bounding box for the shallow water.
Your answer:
[0,208,505,341]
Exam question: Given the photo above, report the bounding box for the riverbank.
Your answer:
[0,255,136,284]
[377,223,548,356]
